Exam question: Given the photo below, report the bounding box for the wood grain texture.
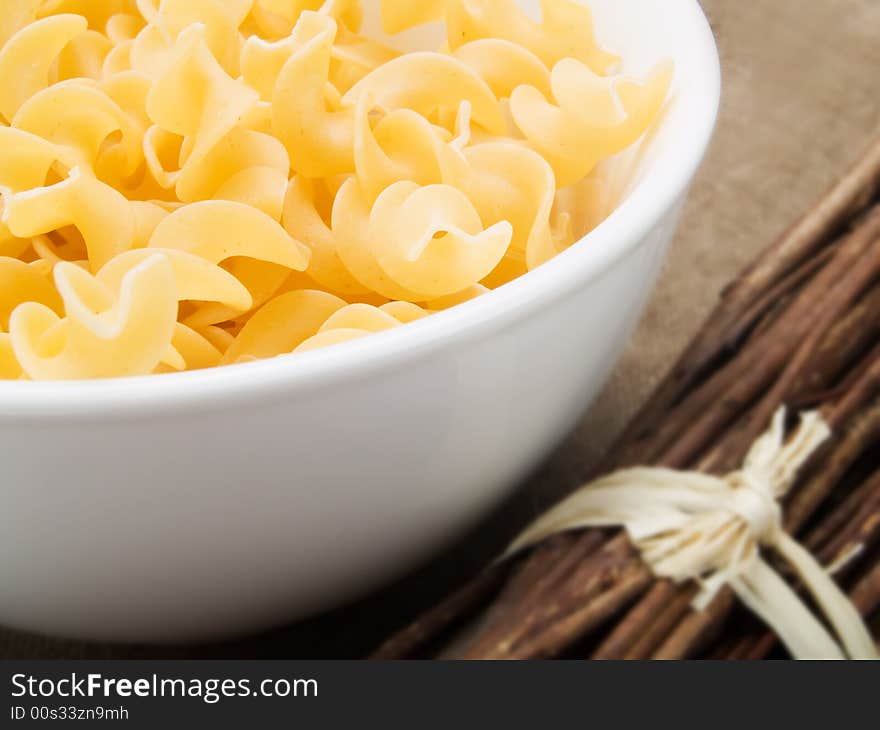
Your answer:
[3,0,879,659]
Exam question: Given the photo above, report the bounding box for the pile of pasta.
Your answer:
[0,0,671,380]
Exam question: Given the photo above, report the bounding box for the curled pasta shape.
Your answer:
[155,322,223,373]
[453,39,551,99]
[130,201,168,246]
[101,70,152,129]
[334,178,512,301]
[106,12,145,43]
[132,0,245,77]
[97,248,253,311]
[9,254,177,380]
[271,12,355,177]
[248,0,362,39]
[0,232,31,260]
[329,26,399,94]
[55,28,113,80]
[0,13,87,123]
[445,0,619,73]
[379,0,445,35]
[0,257,62,331]
[352,93,467,203]
[174,127,289,220]
[456,142,569,270]
[221,289,346,364]
[0,0,42,49]
[294,301,428,352]
[148,200,310,272]
[12,80,144,179]
[320,302,406,331]
[0,127,59,192]
[241,32,301,101]
[212,166,290,222]
[426,284,489,311]
[511,60,674,187]
[146,24,258,170]
[38,1,142,31]
[331,178,429,301]
[182,259,291,329]
[282,177,369,295]
[367,181,512,299]
[2,166,135,271]
[342,51,506,136]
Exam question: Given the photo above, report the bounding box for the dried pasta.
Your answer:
[0,0,671,380]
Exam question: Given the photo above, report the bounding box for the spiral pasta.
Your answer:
[0,0,670,380]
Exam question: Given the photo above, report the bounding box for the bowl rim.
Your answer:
[0,0,721,419]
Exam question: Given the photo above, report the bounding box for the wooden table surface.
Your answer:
[4,0,880,658]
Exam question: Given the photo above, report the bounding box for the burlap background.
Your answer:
[3,0,879,658]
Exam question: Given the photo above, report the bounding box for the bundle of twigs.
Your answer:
[373,136,880,660]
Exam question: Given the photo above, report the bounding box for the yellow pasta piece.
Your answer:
[0,13,87,123]
[456,142,567,269]
[213,166,289,222]
[249,0,361,39]
[342,51,506,135]
[378,301,430,323]
[294,299,428,353]
[198,324,235,353]
[0,127,59,192]
[102,37,134,74]
[148,200,310,271]
[293,327,369,353]
[446,0,619,74]
[9,254,177,379]
[271,12,356,177]
[282,177,370,295]
[183,259,291,329]
[0,257,63,331]
[133,0,244,76]
[105,13,145,44]
[367,181,512,299]
[380,0,445,35]
[2,166,135,271]
[38,1,141,32]
[130,201,168,247]
[511,59,673,186]
[352,93,465,202]
[0,333,24,379]
[221,289,346,364]
[97,249,253,311]
[333,178,511,301]
[425,284,489,310]
[241,32,301,101]
[155,322,223,372]
[318,302,402,333]
[453,39,552,99]
[101,70,152,129]
[55,29,113,81]
[13,80,144,179]
[174,127,289,214]
[331,178,427,301]
[329,25,399,93]
[0,0,42,49]
[146,24,258,168]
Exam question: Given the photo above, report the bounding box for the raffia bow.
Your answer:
[504,409,878,660]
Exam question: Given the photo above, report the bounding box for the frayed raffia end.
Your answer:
[503,408,878,661]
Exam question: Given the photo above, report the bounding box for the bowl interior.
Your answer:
[0,0,720,413]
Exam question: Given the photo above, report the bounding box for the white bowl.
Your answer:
[0,0,720,642]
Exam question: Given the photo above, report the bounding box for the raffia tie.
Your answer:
[504,409,878,660]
